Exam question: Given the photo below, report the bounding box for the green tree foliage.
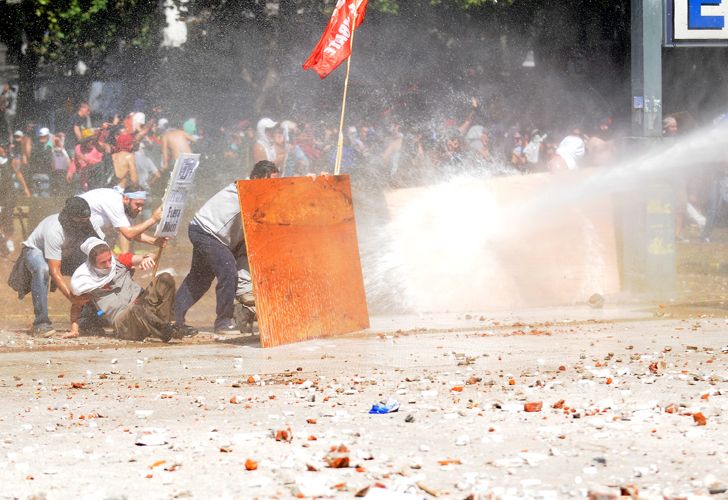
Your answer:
[33,0,162,70]
[0,0,163,118]
[0,0,633,121]
[1,0,162,73]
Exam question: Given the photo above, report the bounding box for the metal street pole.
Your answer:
[631,0,663,137]
[627,0,676,297]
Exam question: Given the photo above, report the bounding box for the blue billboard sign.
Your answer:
[665,0,728,45]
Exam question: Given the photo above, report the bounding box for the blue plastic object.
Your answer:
[368,398,400,414]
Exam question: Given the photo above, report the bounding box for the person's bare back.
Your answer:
[111,151,138,188]
[161,129,194,172]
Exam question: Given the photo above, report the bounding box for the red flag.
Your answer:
[303,0,368,79]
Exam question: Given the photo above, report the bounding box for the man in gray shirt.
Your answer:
[71,237,176,341]
[8,197,99,336]
[174,160,278,333]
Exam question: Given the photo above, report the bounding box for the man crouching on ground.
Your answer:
[71,236,176,342]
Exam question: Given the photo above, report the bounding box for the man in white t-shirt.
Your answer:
[79,185,165,247]
[8,197,99,336]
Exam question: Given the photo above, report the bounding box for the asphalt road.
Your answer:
[1,308,727,499]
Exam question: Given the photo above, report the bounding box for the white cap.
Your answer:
[38,127,50,137]
[257,117,277,129]
[80,236,108,255]
[13,130,23,137]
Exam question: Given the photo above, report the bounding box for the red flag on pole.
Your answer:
[303,0,368,79]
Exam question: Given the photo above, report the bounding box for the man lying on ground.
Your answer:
[70,237,177,342]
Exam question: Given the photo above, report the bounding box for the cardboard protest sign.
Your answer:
[154,153,201,238]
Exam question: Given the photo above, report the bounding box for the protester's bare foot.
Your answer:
[59,330,79,339]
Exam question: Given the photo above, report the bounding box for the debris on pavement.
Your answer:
[1,314,727,497]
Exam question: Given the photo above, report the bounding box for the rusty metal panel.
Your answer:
[237,175,369,347]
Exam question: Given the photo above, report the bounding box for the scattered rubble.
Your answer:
[1,315,727,497]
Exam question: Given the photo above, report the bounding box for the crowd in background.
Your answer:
[209,98,619,185]
[2,81,727,260]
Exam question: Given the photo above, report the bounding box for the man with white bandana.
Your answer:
[79,185,165,247]
[71,237,177,341]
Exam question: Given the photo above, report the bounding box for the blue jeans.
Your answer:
[23,247,51,326]
[175,224,238,330]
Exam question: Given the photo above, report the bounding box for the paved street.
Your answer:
[1,308,727,498]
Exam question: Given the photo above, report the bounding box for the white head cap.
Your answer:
[81,236,109,256]
[257,117,278,130]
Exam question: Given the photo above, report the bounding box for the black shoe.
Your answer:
[234,303,256,334]
[171,323,198,339]
[157,323,174,343]
[214,320,238,334]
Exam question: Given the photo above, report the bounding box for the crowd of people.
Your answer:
[211,98,620,185]
[1,92,622,261]
[1,81,726,340]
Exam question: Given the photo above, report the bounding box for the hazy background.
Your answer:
[3,0,728,134]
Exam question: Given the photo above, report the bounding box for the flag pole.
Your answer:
[334,14,357,176]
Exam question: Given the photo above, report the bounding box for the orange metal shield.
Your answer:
[237,175,369,347]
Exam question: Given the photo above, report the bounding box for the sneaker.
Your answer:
[32,323,55,337]
[214,320,238,334]
[171,323,198,339]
